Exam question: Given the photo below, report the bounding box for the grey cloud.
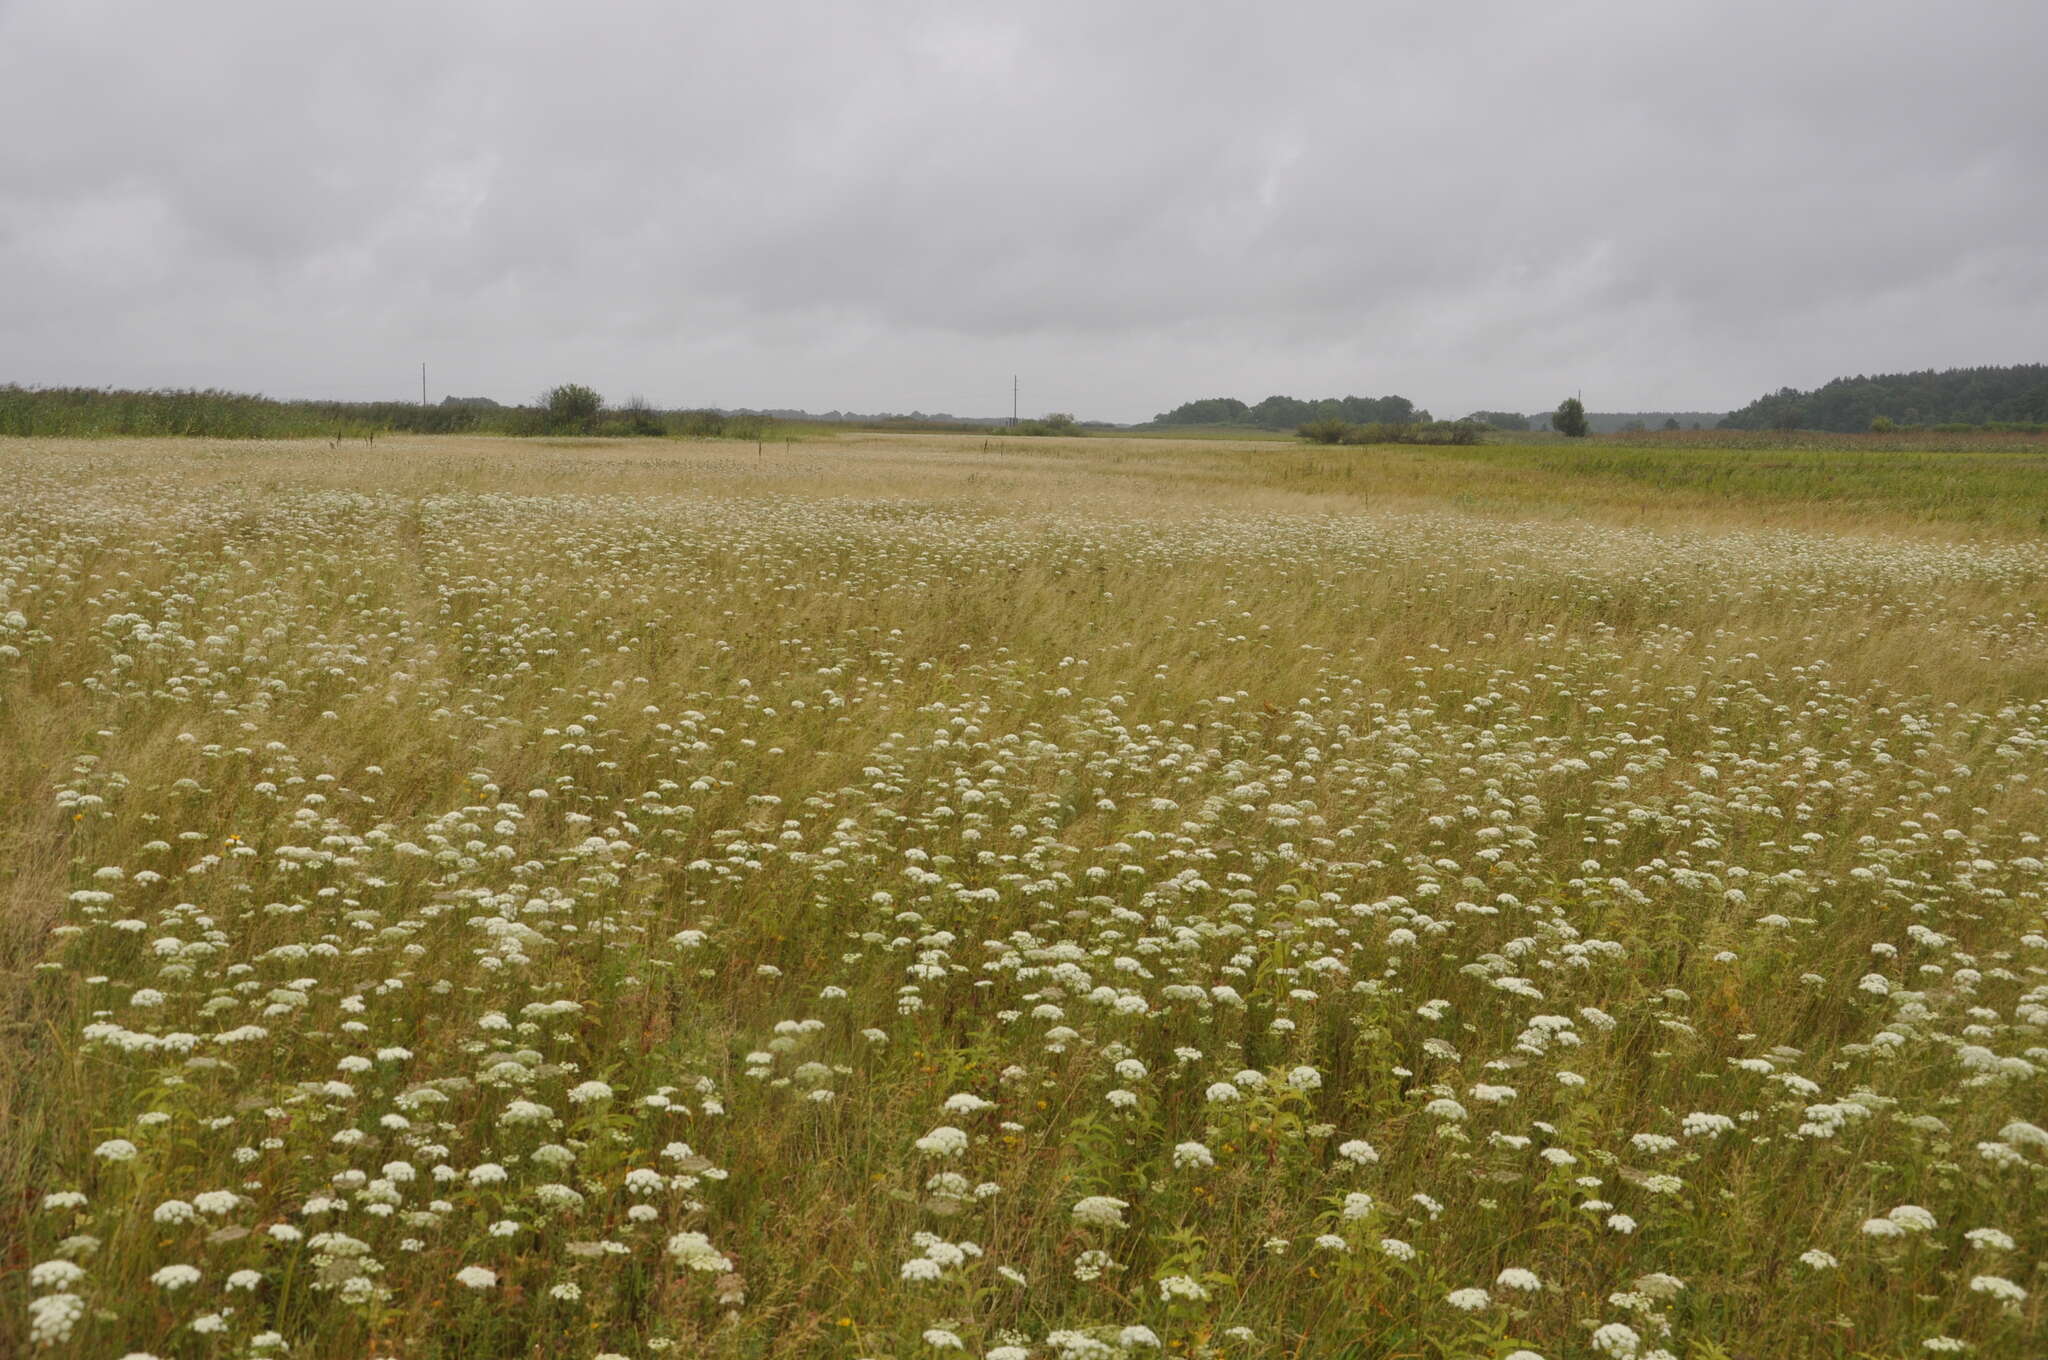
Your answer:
[2,0,2043,420]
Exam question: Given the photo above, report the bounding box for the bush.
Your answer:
[1013,412,1084,437]
[1413,419,1484,446]
[1341,421,1412,445]
[1869,416,1896,433]
[674,409,728,437]
[613,396,665,437]
[669,410,771,440]
[1300,419,1485,447]
[540,383,603,435]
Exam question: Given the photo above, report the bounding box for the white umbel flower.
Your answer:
[667,1230,733,1273]
[1071,1195,1129,1229]
[914,1125,969,1158]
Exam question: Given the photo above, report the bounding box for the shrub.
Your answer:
[1341,421,1412,445]
[1013,412,1083,437]
[1414,419,1484,446]
[675,409,728,437]
[613,396,665,437]
[540,383,603,435]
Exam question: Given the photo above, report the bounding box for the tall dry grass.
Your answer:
[2,434,2043,1358]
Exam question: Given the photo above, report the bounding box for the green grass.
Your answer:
[1198,439,2048,536]
[1435,443,2048,532]
[1458,444,2048,518]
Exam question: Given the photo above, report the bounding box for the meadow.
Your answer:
[3,433,2044,1359]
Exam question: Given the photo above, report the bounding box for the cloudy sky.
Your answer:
[2,0,2042,422]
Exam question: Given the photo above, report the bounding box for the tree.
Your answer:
[1719,365,2048,432]
[1662,417,1681,431]
[1153,397,1248,425]
[540,383,602,435]
[1248,395,1317,429]
[1153,392,1427,428]
[1552,397,1589,438]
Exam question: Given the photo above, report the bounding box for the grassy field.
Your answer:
[1270,442,2048,537]
[3,433,2044,1359]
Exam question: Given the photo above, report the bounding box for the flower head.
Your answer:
[1071,1195,1129,1229]
[914,1125,969,1158]
[150,1264,201,1291]
[667,1230,733,1273]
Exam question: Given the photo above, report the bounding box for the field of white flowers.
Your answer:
[3,435,2043,1359]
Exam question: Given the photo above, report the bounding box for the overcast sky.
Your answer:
[2,1,2043,422]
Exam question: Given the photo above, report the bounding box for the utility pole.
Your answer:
[422,363,428,407]
[1012,375,1018,428]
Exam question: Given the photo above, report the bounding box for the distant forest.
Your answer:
[1152,394,1428,428]
[1720,364,2048,432]
[1150,396,1743,435]
[1463,410,1726,434]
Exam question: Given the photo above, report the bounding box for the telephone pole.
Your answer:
[1012,375,1018,428]
[421,363,428,407]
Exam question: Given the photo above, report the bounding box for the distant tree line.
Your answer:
[1460,410,1721,434]
[1159,395,1738,438]
[1297,398,1666,443]
[1153,393,1429,429]
[1719,364,2048,432]
[0,384,777,441]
